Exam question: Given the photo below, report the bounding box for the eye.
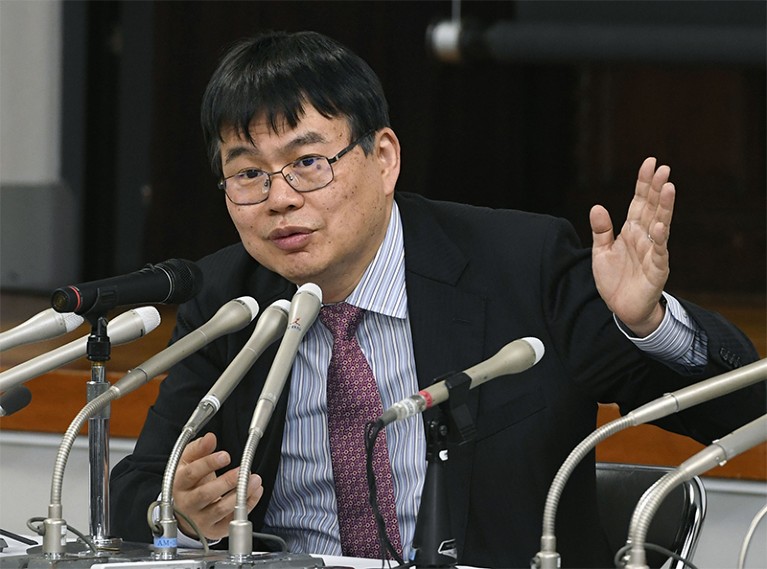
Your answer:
[235,168,265,181]
[293,156,322,169]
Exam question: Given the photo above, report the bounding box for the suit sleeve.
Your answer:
[538,215,765,444]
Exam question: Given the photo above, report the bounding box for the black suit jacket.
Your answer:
[111,192,763,568]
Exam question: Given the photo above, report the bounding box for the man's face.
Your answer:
[219,107,400,303]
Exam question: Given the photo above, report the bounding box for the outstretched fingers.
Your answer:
[647,181,675,248]
[625,157,657,223]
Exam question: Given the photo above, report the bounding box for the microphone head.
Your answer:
[269,299,291,315]
[521,337,545,364]
[284,284,322,337]
[0,385,32,416]
[200,296,259,337]
[233,296,260,320]
[296,282,322,302]
[55,310,85,334]
[156,259,203,304]
[108,306,162,345]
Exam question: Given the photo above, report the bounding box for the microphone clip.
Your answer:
[437,371,476,444]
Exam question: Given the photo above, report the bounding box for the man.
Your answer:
[111,31,764,568]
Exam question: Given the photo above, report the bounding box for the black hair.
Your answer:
[201,31,390,177]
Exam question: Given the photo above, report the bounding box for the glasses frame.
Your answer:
[217,131,374,205]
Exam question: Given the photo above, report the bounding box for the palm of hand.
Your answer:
[589,157,675,336]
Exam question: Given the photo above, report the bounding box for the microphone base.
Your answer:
[11,544,323,569]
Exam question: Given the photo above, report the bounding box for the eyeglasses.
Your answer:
[217,132,372,205]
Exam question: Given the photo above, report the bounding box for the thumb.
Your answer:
[589,204,614,250]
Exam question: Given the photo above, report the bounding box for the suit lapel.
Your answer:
[397,192,485,556]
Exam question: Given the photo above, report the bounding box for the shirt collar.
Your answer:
[344,201,407,320]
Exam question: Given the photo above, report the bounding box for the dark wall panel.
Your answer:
[141,1,765,295]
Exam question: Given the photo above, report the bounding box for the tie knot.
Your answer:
[320,302,364,341]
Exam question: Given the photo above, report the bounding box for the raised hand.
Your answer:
[172,432,263,540]
[589,157,676,337]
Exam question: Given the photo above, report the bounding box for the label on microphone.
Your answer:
[393,396,425,421]
[153,536,177,549]
[438,539,458,559]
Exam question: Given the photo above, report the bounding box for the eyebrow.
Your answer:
[223,131,330,166]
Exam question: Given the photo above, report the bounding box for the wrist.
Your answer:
[624,296,667,338]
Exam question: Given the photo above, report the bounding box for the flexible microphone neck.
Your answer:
[153,299,291,559]
[533,357,767,569]
[229,284,322,561]
[42,297,257,557]
[624,414,767,569]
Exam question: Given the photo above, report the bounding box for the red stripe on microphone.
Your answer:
[71,287,83,311]
[419,389,434,409]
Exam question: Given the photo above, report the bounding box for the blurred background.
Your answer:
[0,2,765,567]
[1,0,764,299]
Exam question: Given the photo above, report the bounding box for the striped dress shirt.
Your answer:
[262,201,426,559]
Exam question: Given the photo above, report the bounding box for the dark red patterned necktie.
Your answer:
[320,302,402,559]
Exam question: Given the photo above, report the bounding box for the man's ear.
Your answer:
[376,128,401,197]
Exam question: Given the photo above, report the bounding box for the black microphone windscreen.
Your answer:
[50,258,203,315]
[0,385,32,416]
[158,259,203,304]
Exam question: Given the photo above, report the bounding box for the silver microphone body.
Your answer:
[673,413,767,479]
[629,357,767,425]
[378,337,545,426]
[0,308,84,352]
[230,284,322,557]
[248,284,322,435]
[110,297,259,397]
[0,306,161,392]
[184,299,291,434]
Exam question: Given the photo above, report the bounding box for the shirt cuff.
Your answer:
[614,292,698,362]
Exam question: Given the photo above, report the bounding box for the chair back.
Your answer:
[596,462,706,569]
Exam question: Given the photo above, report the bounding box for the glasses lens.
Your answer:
[224,168,269,204]
[284,156,333,192]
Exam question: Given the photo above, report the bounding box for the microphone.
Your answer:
[153,298,290,559]
[184,298,291,435]
[376,337,545,427]
[623,414,767,569]
[51,258,203,315]
[623,357,767,425]
[0,385,32,416]
[110,296,259,397]
[229,283,322,560]
[0,308,84,352]
[0,306,161,392]
[246,285,322,437]
[533,356,767,569]
[43,297,259,557]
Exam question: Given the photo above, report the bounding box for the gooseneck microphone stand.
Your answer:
[84,314,121,551]
[42,300,121,558]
